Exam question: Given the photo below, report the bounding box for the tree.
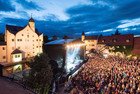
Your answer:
[25,53,53,94]
[43,35,48,43]
[115,29,120,35]
[99,34,103,37]
[0,33,4,42]
[63,35,68,39]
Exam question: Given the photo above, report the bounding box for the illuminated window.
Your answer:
[102,39,105,42]
[40,46,41,48]
[33,40,34,42]
[2,47,5,50]
[18,47,20,49]
[123,46,126,49]
[33,52,35,53]
[17,39,20,41]
[39,39,41,41]
[12,39,14,41]
[27,35,29,38]
[36,39,38,41]
[126,39,130,42]
[33,35,34,37]
[36,46,38,48]
[22,34,24,36]
[33,47,34,49]
[12,47,14,50]
[113,39,117,42]
[33,44,34,46]
[3,56,6,59]
[20,39,22,41]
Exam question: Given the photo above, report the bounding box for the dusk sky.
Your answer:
[0,0,140,38]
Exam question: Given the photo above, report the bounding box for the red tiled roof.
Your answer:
[85,35,98,40]
[98,34,133,45]
[131,37,140,55]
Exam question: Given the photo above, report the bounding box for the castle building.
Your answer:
[0,18,43,63]
[81,33,140,58]
[81,32,98,53]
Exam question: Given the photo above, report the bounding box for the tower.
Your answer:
[29,17,35,31]
[81,32,85,41]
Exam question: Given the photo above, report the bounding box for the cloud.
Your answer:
[0,0,15,11]
[102,29,113,32]
[15,0,43,11]
[117,18,140,28]
[0,0,140,38]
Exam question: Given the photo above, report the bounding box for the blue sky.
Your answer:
[0,0,140,38]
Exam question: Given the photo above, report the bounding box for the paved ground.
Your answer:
[0,77,34,94]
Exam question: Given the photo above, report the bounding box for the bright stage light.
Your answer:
[67,45,70,48]
[65,46,83,73]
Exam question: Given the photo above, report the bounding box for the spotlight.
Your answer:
[67,45,70,48]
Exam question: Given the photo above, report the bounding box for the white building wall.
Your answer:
[85,40,98,51]
[0,45,7,62]
[6,31,16,62]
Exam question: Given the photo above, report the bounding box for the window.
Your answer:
[15,55,17,58]
[18,55,20,57]
[2,47,5,50]
[40,46,41,48]
[12,39,14,41]
[36,39,38,41]
[33,52,35,53]
[117,46,119,48]
[36,46,38,48]
[22,34,24,36]
[33,40,34,42]
[3,56,6,59]
[33,35,34,37]
[27,35,29,38]
[18,47,20,49]
[27,54,30,56]
[12,47,14,50]
[102,39,105,42]
[123,46,126,49]
[126,39,130,42]
[113,39,117,42]
[17,39,20,41]
[91,40,94,42]
[33,47,34,49]
[88,40,90,42]
[39,39,41,41]
[33,44,34,46]
[20,39,22,41]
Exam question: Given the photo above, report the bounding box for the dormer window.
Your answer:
[126,39,130,42]
[113,39,117,42]
[102,39,105,42]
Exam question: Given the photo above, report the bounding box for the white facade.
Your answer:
[84,40,98,51]
[0,44,7,62]
[0,18,43,63]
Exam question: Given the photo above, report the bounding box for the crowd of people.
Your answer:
[67,55,140,94]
